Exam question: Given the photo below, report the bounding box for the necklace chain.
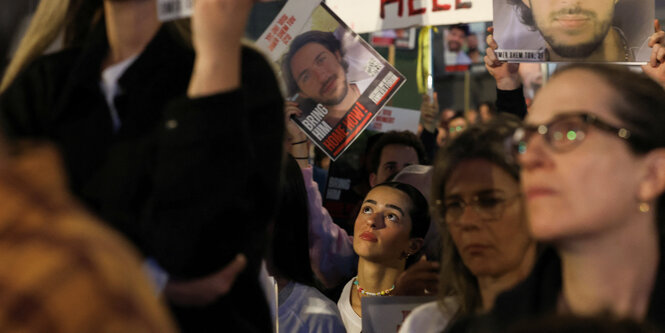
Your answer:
[353,277,394,297]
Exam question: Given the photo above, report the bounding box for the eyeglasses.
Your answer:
[436,192,521,225]
[449,125,466,134]
[512,112,634,156]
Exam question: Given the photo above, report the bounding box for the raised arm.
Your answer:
[642,20,665,88]
[285,102,356,288]
[484,27,527,119]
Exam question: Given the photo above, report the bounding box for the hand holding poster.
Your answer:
[493,0,653,63]
[256,0,407,160]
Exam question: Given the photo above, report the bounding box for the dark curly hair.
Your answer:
[368,130,428,175]
[507,0,536,31]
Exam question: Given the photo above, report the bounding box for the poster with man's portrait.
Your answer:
[255,0,406,160]
[493,0,653,63]
[442,22,490,72]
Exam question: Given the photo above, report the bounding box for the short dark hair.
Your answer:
[368,131,428,174]
[445,111,467,127]
[281,30,348,97]
[507,0,536,30]
[449,24,470,36]
[269,156,315,286]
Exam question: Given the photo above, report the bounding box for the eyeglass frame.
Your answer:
[435,192,522,226]
[512,112,638,156]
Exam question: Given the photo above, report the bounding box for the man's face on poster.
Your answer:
[467,33,479,51]
[524,0,616,58]
[447,28,466,52]
[290,42,349,106]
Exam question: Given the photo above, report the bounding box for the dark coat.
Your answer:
[0,21,284,332]
[449,246,665,332]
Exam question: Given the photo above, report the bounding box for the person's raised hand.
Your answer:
[419,92,439,133]
[484,27,521,91]
[642,20,665,88]
[285,101,307,144]
[188,0,257,96]
[393,257,440,296]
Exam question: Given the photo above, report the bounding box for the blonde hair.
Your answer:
[1,0,73,92]
[0,0,197,94]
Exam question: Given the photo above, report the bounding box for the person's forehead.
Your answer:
[445,159,515,194]
[380,144,418,163]
[291,43,331,65]
[367,186,411,210]
[527,69,616,123]
[449,117,467,125]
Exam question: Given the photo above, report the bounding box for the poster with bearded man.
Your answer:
[493,0,653,63]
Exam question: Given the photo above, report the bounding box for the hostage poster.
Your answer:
[492,0,653,63]
[255,0,407,160]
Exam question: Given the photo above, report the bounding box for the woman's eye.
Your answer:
[477,197,503,208]
[386,213,399,223]
[362,206,373,214]
[445,201,463,210]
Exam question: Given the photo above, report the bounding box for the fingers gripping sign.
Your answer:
[642,20,665,88]
[484,27,521,91]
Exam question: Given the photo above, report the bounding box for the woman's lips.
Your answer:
[525,187,557,200]
[463,244,490,255]
[359,231,377,242]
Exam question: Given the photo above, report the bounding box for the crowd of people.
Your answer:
[2,0,665,332]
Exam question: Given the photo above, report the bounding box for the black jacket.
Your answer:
[450,246,665,332]
[1,21,284,332]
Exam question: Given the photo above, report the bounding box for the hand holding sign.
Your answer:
[484,27,520,91]
[393,257,440,296]
[642,20,665,88]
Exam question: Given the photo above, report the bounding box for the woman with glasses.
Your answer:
[399,115,537,332]
[455,64,665,330]
[338,182,430,333]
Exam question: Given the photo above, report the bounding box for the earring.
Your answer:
[639,202,650,213]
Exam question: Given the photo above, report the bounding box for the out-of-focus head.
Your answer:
[515,64,665,245]
[447,24,469,53]
[353,182,430,268]
[466,108,479,125]
[447,112,469,139]
[368,131,427,187]
[478,102,496,123]
[433,114,533,314]
[467,33,479,51]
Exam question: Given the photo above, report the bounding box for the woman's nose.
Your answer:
[367,213,385,229]
[518,134,550,171]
